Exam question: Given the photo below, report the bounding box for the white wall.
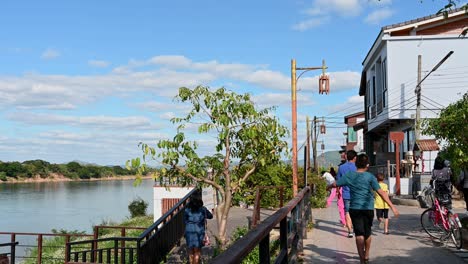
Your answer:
[153,186,192,221]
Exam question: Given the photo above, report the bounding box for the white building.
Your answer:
[359,8,468,171]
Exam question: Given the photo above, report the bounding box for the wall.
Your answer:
[386,36,467,120]
[366,35,467,131]
[153,186,192,221]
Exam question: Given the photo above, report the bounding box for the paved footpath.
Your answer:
[303,201,468,263]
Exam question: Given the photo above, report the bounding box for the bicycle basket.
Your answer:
[417,195,429,208]
[417,187,434,208]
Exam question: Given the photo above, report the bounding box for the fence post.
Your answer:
[65,235,70,263]
[114,239,119,264]
[37,234,43,264]
[11,242,18,264]
[259,234,270,264]
[280,218,288,264]
[120,228,126,264]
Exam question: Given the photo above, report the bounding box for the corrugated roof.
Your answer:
[382,6,466,31]
[416,139,440,151]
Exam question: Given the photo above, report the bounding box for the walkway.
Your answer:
[303,201,468,263]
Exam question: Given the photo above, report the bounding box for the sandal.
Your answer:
[384,231,390,235]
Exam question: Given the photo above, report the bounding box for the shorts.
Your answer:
[349,209,374,239]
[375,209,389,219]
[344,199,351,213]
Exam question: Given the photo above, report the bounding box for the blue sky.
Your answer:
[0,0,464,165]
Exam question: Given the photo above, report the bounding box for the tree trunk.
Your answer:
[215,193,232,247]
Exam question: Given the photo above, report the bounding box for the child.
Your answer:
[374,173,390,234]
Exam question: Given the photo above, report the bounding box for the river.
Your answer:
[0,178,154,234]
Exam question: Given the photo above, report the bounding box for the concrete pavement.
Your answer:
[303,200,468,263]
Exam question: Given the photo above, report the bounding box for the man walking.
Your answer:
[328,154,399,264]
[337,150,357,237]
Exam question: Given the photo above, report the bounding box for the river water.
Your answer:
[0,179,154,234]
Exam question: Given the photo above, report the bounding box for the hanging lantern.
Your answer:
[320,124,326,134]
[319,74,330,94]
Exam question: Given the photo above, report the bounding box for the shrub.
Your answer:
[309,173,327,208]
[128,197,148,218]
[0,172,7,181]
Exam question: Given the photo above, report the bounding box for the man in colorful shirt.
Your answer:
[336,150,357,237]
[328,154,399,264]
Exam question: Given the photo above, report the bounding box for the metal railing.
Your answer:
[210,186,311,264]
[251,186,285,228]
[0,242,18,264]
[65,188,196,264]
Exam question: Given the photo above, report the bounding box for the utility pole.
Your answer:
[291,59,298,197]
[414,51,454,141]
[312,116,318,173]
[290,59,328,196]
[306,116,311,172]
[415,55,422,141]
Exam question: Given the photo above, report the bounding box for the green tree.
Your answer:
[422,92,468,169]
[66,161,82,173]
[128,86,289,246]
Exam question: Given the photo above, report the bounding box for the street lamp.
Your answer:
[291,59,328,196]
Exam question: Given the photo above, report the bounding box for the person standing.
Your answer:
[374,173,390,234]
[460,168,468,212]
[337,150,357,238]
[431,156,453,209]
[184,190,213,264]
[328,154,399,264]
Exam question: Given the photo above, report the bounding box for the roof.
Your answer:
[415,139,440,151]
[361,6,467,67]
[344,111,365,124]
[382,6,466,31]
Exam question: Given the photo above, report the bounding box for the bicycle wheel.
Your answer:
[449,216,463,249]
[421,208,447,239]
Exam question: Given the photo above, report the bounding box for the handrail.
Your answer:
[138,188,196,240]
[66,188,197,264]
[210,186,311,264]
[0,242,18,264]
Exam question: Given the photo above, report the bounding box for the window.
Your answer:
[348,127,357,142]
[372,76,376,105]
[382,58,387,107]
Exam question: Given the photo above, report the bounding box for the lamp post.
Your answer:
[291,59,328,196]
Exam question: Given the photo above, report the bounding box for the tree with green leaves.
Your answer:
[128,86,289,245]
[422,92,467,170]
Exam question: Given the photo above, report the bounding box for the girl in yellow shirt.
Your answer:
[374,173,390,234]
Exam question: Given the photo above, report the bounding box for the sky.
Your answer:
[0,0,464,166]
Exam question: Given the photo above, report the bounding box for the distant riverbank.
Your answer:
[0,174,154,184]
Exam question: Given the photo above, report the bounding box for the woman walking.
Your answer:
[184,190,213,264]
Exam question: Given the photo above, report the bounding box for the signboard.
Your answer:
[202,187,216,211]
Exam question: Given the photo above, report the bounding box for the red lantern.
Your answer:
[319,74,330,94]
[320,124,326,134]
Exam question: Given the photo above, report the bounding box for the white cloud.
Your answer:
[0,56,360,112]
[369,0,392,6]
[310,0,363,18]
[295,0,394,30]
[292,17,329,31]
[7,112,161,130]
[159,112,176,120]
[252,93,315,109]
[364,8,394,25]
[88,60,110,68]
[41,48,60,60]
[328,71,361,91]
[148,55,192,68]
[327,95,364,114]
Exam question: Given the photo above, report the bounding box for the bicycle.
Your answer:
[419,185,463,249]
